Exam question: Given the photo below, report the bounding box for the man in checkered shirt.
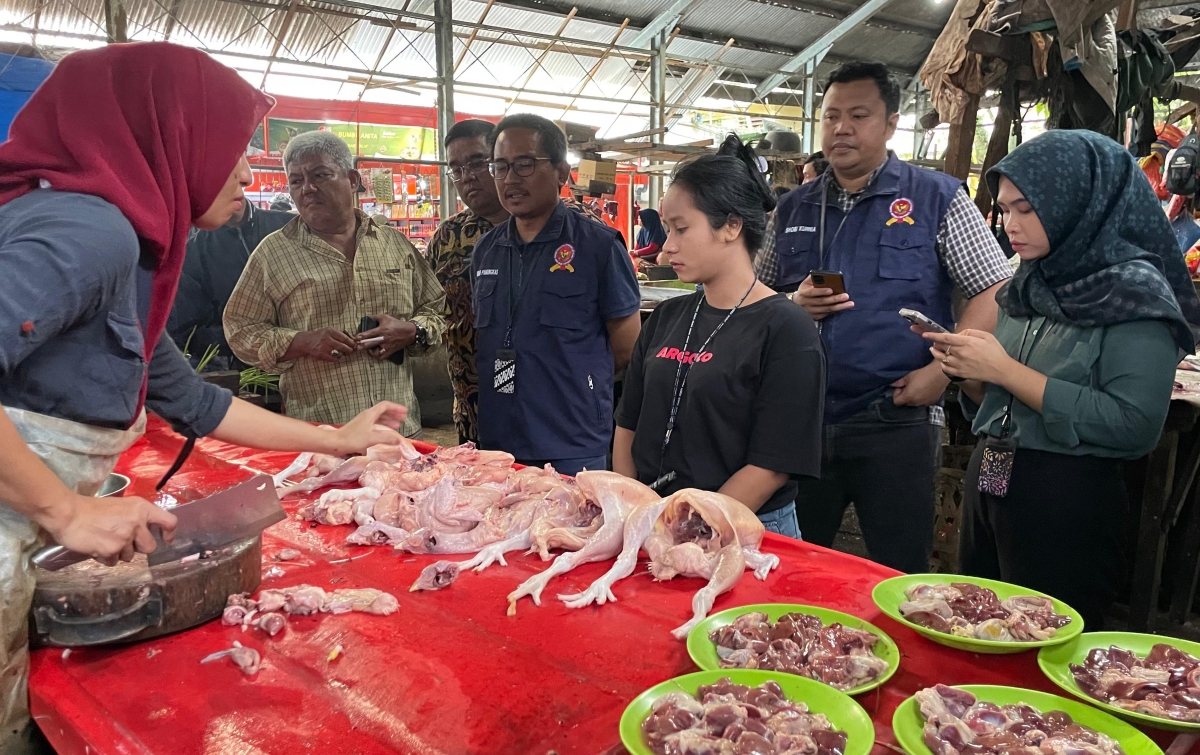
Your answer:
[757,61,1012,574]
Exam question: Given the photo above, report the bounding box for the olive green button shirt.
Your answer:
[965,309,1178,459]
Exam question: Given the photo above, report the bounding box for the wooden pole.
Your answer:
[974,83,1015,215]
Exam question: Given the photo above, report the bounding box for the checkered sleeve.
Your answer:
[936,188,1013,298]
[754,211,780,287]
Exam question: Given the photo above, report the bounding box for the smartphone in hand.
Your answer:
[810,270,846,296]
[899,308,949,334]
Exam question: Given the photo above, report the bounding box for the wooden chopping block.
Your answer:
[29,535,262,648]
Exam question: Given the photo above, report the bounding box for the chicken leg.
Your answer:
[557,497,672,608]
[670,543,745,639]
[506,471,657,614]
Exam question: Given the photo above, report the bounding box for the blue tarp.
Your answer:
[0,53,54,138]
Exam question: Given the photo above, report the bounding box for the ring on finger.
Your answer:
[331,349,341,358]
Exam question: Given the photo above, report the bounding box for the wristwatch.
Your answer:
[412,322,428,347]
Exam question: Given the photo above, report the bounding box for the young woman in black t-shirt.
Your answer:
[613,135,825,537]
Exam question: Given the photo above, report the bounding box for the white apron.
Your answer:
[0,407,145,753]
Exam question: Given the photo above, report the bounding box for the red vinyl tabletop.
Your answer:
[27,417,1196,755]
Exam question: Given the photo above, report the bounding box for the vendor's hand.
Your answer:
[891,360,951,407]
[791,275,854,321]
[329,401,409,455]
[292,328,359,363]
[357,314,417,360]
[44,494,177,565]
[924,329,1012,384]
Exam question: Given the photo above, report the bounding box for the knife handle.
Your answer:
[31,545,91,571]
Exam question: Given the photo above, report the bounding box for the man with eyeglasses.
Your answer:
[428,119,617,445]
[224,130,446,436]
[470,114,641,475]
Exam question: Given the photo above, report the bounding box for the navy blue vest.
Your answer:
[774,155,962,424]
[471,203,617,460]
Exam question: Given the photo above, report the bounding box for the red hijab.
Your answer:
[0,42,273,367]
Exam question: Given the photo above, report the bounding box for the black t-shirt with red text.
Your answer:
[616,291,825,514]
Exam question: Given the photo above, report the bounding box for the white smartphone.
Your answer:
[899,308,949,334]
[359,336,386,346]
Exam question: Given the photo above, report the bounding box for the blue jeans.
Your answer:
[757,501,801,539]
[517,455,608,476]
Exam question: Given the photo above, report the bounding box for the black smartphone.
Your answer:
[810,269,846,296]
[357,316,404,365]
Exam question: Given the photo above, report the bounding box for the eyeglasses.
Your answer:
[488,157,552,180]
[448,157,489,183]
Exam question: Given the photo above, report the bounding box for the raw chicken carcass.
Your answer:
[560,488,780,639]
[506,471,659,614]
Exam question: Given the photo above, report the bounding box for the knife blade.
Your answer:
[147,474,285,566]
[32,474,286,571]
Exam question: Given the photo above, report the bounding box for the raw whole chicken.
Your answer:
[506,471,659,614]
[559,488,780,639]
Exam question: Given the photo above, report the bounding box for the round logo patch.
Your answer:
[887,198,915,225]
[549,244,576,272]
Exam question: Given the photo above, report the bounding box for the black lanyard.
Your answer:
[503,242,541,349]
[817,182,854,270]
[651,280,757,490]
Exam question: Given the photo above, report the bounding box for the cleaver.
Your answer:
[32,474,286,571]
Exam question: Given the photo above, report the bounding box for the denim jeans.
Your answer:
[794,395,940,573]
[757,501,801,539]
[518,455,608,476]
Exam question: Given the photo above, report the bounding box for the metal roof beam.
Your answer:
[753,0,899,99]
[745,0,940,38]
[485,0,917,75]
[627,0,697,47]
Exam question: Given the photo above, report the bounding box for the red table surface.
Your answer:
[27,417,1195,755]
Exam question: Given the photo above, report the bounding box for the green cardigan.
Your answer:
[964,310,1178,459]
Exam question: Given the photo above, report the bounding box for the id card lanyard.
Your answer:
[817,182,854,270]
[493,241,539,396]
[650,280,756,492]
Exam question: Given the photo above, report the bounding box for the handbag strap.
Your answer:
[999,319,1035,438]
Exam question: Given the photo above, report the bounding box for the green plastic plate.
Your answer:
[892,684,1163,755]
[686,603,900,695]
[871,574,1083,654]
[1038,631,1200,733]
[619,669,875,755]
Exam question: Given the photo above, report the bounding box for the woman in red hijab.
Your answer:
[0,43,408,751]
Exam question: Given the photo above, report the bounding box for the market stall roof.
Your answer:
[0,0,953,138]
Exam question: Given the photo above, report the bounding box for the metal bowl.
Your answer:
[95,473,130,498]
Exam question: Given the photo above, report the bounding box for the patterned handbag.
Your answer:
[977,320,1033,498]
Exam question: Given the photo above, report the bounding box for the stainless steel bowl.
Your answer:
[95,473,131,498]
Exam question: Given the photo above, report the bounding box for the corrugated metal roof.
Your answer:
[0,0,942,136]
